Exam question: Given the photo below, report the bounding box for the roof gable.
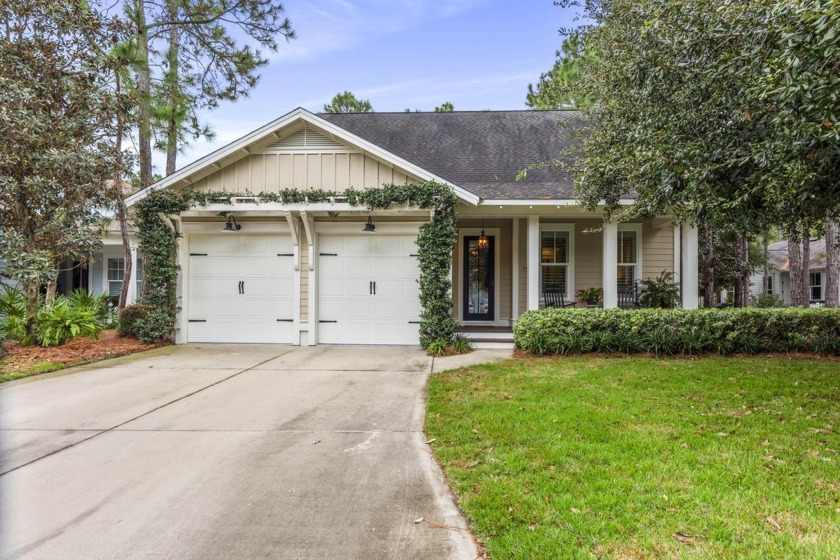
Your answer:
[125,108,479,206]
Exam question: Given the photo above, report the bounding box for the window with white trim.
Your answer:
[135,255,143,294]
[617,230,638,289]
[540,228,572,297]
[810,272,822,301]
[107,258,124,298]
[766,275,774,294]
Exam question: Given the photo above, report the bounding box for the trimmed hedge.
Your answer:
[514,308,840,356]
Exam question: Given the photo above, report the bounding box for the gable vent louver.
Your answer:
[260,126,353,153]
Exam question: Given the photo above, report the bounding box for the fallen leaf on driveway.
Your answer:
[414,517,424,524]
[312,440,321,445]
[673,532,696,544]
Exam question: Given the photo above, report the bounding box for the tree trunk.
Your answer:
[789,237,804,307]
[826,217,839,308]
[24,281,39,340]
[115,70,133,310]
[135,0,153,190]
[165,1,179,176]
[44,270,57,305]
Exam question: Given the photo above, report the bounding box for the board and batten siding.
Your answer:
[642,219,675,278]
[191,153,414,193]
[300,240,309,323]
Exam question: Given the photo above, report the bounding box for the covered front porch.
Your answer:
[452,204,699,330]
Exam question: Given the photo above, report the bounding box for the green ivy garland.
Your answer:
[134,181,459,347]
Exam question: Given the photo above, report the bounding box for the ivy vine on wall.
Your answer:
[133,181,459,347]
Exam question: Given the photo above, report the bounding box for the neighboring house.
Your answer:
[123,108,700,346]
[750,238,839,306]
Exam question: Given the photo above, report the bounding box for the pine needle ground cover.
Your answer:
[426,357,840,559]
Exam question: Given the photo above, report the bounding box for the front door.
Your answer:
[463,235,494,321]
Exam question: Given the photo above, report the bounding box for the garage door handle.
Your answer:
[369,281,373,295]
[319,320,338,323]
[241,281,245,295]
[408,321,421,324]
[189,319,207,323]
[276,319,293,322]
[373,281,376,295]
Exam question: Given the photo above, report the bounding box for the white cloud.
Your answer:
[273,0,489,62]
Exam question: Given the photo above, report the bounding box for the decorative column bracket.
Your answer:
[283,211,301,271]
[300,211,315,271]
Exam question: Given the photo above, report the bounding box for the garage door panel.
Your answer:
[374,236,403,255]
[237,320,292,343]
[318,233,420,346]
[188,233,294,344]
[190,298,242,318]
[345,236,372,254]
[402,299,422,317]
[346,258,372,277]
[400,259,420,276]
[373,259,401,278]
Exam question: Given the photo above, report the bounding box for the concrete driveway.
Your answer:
[0,345,478,559]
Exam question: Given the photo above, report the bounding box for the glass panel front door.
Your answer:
[463,235,494,321]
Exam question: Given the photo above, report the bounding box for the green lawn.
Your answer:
[426,356,840,559]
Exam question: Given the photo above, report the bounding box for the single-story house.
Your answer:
[750,238,839,306]
[106,108,700,346]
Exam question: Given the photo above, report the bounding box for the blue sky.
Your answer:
[175,0,578,167]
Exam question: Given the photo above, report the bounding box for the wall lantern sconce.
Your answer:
[222,215,241,232]
[362,216,376,233]
[477,219,489,249]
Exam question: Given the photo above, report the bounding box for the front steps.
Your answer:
[456,325,514,350]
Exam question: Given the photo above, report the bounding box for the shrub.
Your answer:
[514,307,840,356]
[427,339,448,356]
[67,289,110,322]
[134,307,174,343]
[638,271,680,308]
[0,284,26,341]
[36,296,102,347]
[450,334,473,353]
[117,304,155,339]
[751,293,785,308]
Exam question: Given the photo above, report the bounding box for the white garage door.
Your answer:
[318,234,421,345]
[187,234,295,343]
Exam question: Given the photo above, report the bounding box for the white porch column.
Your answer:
[527,215,540,310]
[602,222,618,308]
[673,225,682,285]
[127,243,138,305]
[681,222,699,309]
[511,218,520,320]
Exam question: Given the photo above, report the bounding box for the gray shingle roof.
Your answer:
[319,110,582,200]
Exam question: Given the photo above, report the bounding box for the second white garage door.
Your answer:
[318,234,421,345]
[187,234,295,343]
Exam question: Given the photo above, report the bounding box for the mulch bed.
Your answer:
[1,330,168,374]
